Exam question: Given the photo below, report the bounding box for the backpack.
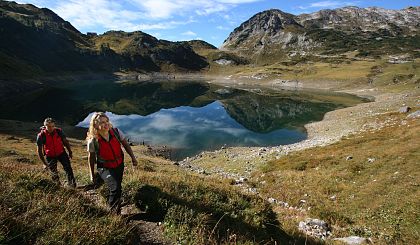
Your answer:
[39,126,65,145]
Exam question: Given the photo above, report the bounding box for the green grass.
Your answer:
[121,164,299,244]
[0,167,131,244]
[254,111,420,244]
[0,131,310,244]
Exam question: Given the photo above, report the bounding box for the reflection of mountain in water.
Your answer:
[0,80,212,124]
[221,94,337,133]
[0,80,364,134]
[81,81,211,117]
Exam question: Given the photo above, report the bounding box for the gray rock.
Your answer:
[334,236,372,244]
[214,59,234,65]
[407,110,420,119]
[398,106,411,113]
[278,201,289,207]
[298,218,330,240]
[214,88,232,94]
[234,177,248,184]
[367,157,375,163]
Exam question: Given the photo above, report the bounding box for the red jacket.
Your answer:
[97,129,123,168]
[39,128,65,158]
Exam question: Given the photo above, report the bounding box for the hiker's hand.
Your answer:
[68,150,73,159]
[132,158,138,167]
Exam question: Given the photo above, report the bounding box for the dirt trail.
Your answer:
[79,185,172,245]
[0,128,173,245]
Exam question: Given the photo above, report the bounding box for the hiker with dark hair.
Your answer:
[86,112,138,214]
[36,117,76,187]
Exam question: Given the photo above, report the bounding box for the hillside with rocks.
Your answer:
[0,2,419,244]
[221,6,420,63]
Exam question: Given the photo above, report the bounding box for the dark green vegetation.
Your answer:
[254,111,420,244]
[0,131,315,244]
[0,1,208,81]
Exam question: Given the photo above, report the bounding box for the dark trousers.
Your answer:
[46,152,76,187]
[98,163,124,212]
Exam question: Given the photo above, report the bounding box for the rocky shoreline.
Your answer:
[178,77,419,177]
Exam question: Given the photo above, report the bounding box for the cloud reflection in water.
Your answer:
[77,101,306,159]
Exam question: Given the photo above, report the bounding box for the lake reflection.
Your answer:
[0,79,369,160]
[77,101,306,160]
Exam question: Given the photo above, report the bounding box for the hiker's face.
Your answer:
[45,122,55,133]
[97,117,110,131]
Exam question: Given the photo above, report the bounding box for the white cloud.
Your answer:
[217,0,261,3]
[298,1,359,10]
[130,0,262,19]
[195,4,229,15]
[52,0,145,31]
[216,25,230,30]
[14,0,259,44]
[182,31,197,36]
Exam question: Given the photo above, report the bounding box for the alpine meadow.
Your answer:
[0,1,419,244]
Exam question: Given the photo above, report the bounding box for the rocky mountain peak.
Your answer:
[298,6,420,32]
[221,9,304,51]
[222,6,419,60]
[232,9,301,35]
[0,1,78,33]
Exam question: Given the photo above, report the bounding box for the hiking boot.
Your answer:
[109,200,122,215]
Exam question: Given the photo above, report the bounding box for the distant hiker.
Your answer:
[86,112,138,214]
[36,117,76,187]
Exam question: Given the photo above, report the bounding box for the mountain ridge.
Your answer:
[0,1,209,80]
[1,1,419,81]
[221,6,420,62]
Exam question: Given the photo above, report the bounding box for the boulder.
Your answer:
[407,110,420,119]
[333,236,372,244]
[398,106,411,113]
[367,157,375,163]
[298,218,331,239]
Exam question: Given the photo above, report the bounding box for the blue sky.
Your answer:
[14,0,418,47]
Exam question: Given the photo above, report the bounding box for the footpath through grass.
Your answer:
[0,127,312,244]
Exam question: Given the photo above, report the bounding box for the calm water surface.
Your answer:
[77,101,306,159]
[0,79,369,160]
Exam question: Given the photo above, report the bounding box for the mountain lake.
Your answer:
[1,79,370,160]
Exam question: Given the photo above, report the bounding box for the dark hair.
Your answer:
[43,117,56,124]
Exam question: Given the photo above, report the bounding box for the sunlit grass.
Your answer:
[254,111,420,244]
[0,128,302,244]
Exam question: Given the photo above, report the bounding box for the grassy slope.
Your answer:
[0,57,418,244]
[188,57,420,243]
[254,111,419,244]
[0,127,311,244]
[205,56,419,92]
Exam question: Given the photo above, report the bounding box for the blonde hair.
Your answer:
[86,112,113,141]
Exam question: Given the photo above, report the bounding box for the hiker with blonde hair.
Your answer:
[86,112,138,213]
